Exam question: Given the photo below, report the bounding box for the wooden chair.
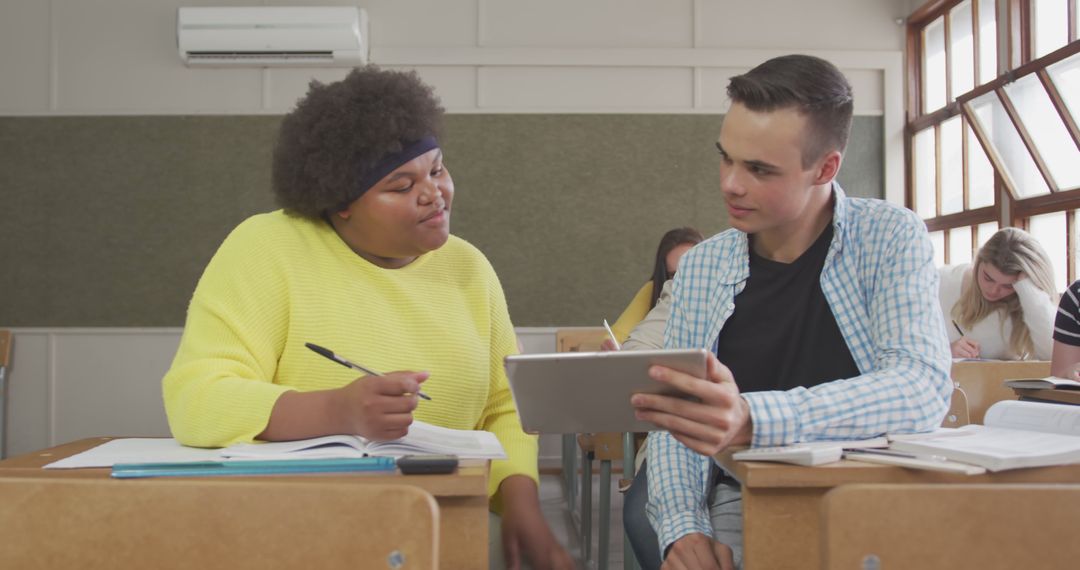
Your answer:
[821,483,1080,569]
[554,328,634,570]
[0,477,440,569]
[0,330,10,459]
[950,360,1050,424]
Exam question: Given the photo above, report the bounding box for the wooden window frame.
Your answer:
[907,0,1080,281]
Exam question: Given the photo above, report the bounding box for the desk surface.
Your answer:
[716,448,1080,487]
[0,437,488,496]
[0,437,491,570]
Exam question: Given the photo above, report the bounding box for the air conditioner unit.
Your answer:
[177,7,368,67]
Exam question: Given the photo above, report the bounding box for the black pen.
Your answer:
[305,342,431,401]
[952,320,965,337]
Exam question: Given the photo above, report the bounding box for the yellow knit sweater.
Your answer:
[162,210,537,497]
[611,281,653,342]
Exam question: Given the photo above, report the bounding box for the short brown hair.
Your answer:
[272,65,444,219]
[727,55,853,168]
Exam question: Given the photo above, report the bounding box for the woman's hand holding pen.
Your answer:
[331,371,429,441]
[951,337,980,359]
[950,321,980,359]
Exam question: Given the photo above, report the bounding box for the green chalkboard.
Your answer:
[0,114,881,327]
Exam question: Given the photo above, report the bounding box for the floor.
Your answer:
[538,469,630,570]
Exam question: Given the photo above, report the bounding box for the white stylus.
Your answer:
[602,319,621,350]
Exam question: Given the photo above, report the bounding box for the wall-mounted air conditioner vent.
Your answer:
[177,7,368,67]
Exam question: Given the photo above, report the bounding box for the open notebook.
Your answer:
[221,420,506,460]
[890,400,1080,472]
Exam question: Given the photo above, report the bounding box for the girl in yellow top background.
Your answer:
[610,227,704,342]
[162,66,572,570]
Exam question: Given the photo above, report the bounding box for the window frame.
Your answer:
[906,0,1080,283]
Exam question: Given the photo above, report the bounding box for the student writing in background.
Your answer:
[1051,280,1080,379]
[940,228,1057,360]
[162,66,572,570]
[609,227,704,343]
[626,55,952,570]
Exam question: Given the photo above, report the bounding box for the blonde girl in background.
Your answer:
[940,227,1058,360]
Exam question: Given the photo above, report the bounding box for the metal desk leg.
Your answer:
[623,432,639,570]
[580,446,593,565]
[598,459,612,570]
[563,433,577,508]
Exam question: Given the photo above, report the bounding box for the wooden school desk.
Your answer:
[0,437,491,570]
[714,450,1080,570]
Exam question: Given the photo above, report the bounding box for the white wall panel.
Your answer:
[847,68,885,115]
[390,66,479,111]
[698,67,748,111]
[51,331,177,445]
[265,68,352,113]
[481,66,694,110]
[697,0,907,51]
[0,0,52,113]
[264,66,478,113]
[6,332,50,457]
[53,0,263,113]
[3,1,906,117]
[482,0,694,48]
[361,0,479,47]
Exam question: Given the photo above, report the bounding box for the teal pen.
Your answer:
[305,342,432,401]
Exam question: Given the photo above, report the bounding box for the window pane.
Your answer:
[976,221,999,249]
[1047,52,1080,133]
[967,123,996,208]
[1029,211,1068,291]
[951,1,976,97]
[949,226,975,264]
[930,230,946,267]
[941,116,964,214]
[1004,73,1080,190]
[1033,0,1069,58]
[969,91,1052,197]
[923,17,947,112]
[977,0,998,84]
[914,127,938,218]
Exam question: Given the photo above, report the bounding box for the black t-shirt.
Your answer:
[715,224,860,393]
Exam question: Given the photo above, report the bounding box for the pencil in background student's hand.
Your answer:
[602,319,621,351]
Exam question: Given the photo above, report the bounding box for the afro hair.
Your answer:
[272,65,444,219]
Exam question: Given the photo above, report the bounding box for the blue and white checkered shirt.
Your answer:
[646,184,952,553]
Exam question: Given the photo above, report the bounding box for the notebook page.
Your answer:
[369,421,506,459]
[45,438,223,469]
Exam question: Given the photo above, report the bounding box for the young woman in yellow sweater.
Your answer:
[609,227,704,342]
[162,66,572,570]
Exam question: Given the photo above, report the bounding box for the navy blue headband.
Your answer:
[348,136,439,208]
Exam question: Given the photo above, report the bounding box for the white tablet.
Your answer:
[504,348,708,434]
